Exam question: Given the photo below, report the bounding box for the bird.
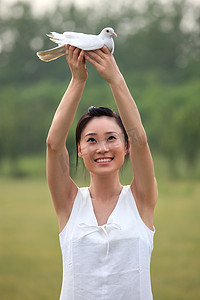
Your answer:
[36,27,117,62]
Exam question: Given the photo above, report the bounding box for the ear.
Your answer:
[78,144,83,158]
[125,142,130,156]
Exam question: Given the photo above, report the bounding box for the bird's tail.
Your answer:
[46,32,64,44]
[36,45,66,62]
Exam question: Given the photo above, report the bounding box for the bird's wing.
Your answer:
[50,32,104,50]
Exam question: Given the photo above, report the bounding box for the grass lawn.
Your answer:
[0,177,199,299]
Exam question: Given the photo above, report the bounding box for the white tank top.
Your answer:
[59,185,155,300]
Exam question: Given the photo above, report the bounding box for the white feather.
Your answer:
[36,27,117,62]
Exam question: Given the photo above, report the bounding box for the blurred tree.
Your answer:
[0,0,199,177]
[116,0,200,79]
[0,0,199,84]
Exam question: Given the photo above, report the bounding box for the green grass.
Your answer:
[0,177,199,299]
[152,179,200,300]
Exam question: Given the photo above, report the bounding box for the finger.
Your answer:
[69,45,75,60]
[78,50,85,62]
[73,47,81,60]
[65,44,69,56]
[101,45,111,54]
[86,50,103,64]
[85,53,99,68]
[79,51,87,69]
[92,48,106,59]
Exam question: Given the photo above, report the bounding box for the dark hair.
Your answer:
[75,106,129,166]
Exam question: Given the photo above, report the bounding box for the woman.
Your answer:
[46,44,158,300]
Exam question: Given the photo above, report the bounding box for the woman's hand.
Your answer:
[65,45,88,83]
[85,46,123,85]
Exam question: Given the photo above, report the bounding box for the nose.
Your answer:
[96,141,109,153]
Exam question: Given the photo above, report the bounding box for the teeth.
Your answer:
[96,158,112,162]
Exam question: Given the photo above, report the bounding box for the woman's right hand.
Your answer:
[65,45,88,82]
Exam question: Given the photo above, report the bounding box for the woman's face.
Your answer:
[78,116,128,175]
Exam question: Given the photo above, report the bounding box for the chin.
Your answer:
[89,164,124,176]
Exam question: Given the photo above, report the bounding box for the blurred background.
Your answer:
[0,0,199,299]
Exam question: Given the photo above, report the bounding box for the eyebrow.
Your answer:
[84,131,118,138]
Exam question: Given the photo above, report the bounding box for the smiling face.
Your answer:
[78,116,128,176]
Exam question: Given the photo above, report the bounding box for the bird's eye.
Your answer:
[106,29,109,33]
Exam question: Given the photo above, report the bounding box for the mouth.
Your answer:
[112,32,117,37]
[94,157,114,164]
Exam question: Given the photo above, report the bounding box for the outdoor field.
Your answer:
[1,0,199,299]
[0,176,199,300]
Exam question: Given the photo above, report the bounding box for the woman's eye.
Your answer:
[108,136,116,141]
[87,137,96,143]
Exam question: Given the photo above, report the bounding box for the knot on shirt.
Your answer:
[78,222,121,258]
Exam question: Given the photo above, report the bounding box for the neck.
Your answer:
[89,172,122,201]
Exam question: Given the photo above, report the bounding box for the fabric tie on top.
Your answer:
[78,222,121,258]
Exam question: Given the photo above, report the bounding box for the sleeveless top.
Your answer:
[59,185,155,300]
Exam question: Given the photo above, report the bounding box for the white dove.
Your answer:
[36,27,117,62]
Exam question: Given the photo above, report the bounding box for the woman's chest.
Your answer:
[64,222,151,278]
[91,197,119,226]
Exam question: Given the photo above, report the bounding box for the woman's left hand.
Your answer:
[85,46,123,85]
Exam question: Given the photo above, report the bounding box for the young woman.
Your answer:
[46,44,158,300]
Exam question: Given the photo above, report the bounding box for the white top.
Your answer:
[59,185,155,300]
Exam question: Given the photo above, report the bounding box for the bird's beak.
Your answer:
[112,32,117,37]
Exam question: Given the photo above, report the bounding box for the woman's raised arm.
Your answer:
[46,46,87,231]
[85,47,158,230]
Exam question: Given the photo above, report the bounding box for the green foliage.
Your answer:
[0,0,199,178]
[0,80,64,159]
